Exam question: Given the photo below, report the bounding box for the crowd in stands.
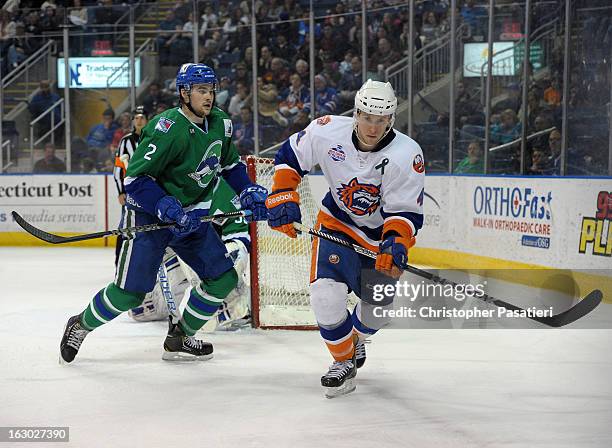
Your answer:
[413,1,611,175]
[2,1,609,176]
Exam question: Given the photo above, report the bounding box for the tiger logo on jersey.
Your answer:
[336,177,381,216]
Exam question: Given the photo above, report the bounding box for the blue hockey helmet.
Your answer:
[176,63,218,96]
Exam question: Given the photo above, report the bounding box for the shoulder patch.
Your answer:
[413,154,425,173]
[223,119,233,137]
[155,117,175,133]
[316,115,331,126]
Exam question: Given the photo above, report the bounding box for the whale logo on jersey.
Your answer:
[188,140,222,187]
[336,177,381,216]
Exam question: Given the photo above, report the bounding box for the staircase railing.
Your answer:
[385,24,467,101]
[105,38,154,94]
[479,17,560,104]
[1,140,13,173]
[29,98,65,169]
[1,40,56,102]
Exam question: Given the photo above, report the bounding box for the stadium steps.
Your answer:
[2,82,41,116]
[114,0,176,56]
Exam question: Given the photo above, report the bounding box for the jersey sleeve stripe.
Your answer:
[272,166,301,192]
[382,216,416,240]
[381,210,423,234]
[274,140,308,176]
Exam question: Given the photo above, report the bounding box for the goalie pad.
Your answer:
[128,250,190,321]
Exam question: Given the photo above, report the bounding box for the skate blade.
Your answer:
[324,377,356,399]
[162,351,214,362]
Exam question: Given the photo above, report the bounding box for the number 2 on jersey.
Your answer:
[144,143,158,160]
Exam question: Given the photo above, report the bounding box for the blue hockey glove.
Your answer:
[376,236,411,278]
[265,190,301,238]
[155,196,203,237]
[239,184,269,222]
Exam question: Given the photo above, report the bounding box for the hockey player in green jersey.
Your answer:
[60,63,268,363]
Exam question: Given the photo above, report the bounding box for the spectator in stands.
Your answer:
[28,80,61,139]
[40,4,60,33]
[111,112,132,154]
[173,0,191,24]
[304,74,338,118]
[338,49,355,76]
[233,61,250,85]
[421,11,442,45]
[527,148,549,176]
[264,57,291,91]
[7,22,34,69]
[23,11,42,46]
[169,11,194,65]
[227,82,251,119]
[456,81,482,126]
[86,108,119,169]
[455,140,484,174]
[271,34,293,62]
[490,109,521,145]
[318,25,337,60]
[142,82,170,115]
[318,51,341,89]
[546,129,562,175]
[199,5,218,38]
[156,10,182,66]
[295,59,309,84]
[33,142,65,173]
[204,30,226,54]
[544,78,562,107]
[461,0,486,37]
[68,0,88,28]
[258,45,273,74]
[216,76,232,111]
[369,38,400,73]
[278,73,310,130]
[257,76,281,123]
[530,113,554,150]
[523,90,543,132]
[244,46,254,68]
[233,105,255,155]
[494,83,520,113]
[399,21,422,56]
[338,55,363,108]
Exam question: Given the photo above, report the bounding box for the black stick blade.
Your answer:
[12,211,69,244]
[544,289,603,327]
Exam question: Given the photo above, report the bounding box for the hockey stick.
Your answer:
[293,223,603,328]
[11,210,251,245]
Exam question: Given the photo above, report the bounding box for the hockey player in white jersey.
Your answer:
[265,80,425,397]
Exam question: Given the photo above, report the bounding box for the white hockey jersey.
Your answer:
[272,115,425,251]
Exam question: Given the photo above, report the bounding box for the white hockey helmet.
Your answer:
[354,79,397,117]
[353,79,397,145]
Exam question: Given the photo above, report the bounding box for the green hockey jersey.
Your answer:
[126,106,241,207]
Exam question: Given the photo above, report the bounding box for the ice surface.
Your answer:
[1,248,611,447]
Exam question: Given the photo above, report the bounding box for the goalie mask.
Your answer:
[353,79,398,146]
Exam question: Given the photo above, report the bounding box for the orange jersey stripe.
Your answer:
[272,167,301,192]
[316,210,379,253]
[382,217,415,241]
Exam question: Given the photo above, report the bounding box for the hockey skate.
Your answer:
[355,339,367,369]
[162,317,213,361]
[59,313,90,364]
[321,358,357,399]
